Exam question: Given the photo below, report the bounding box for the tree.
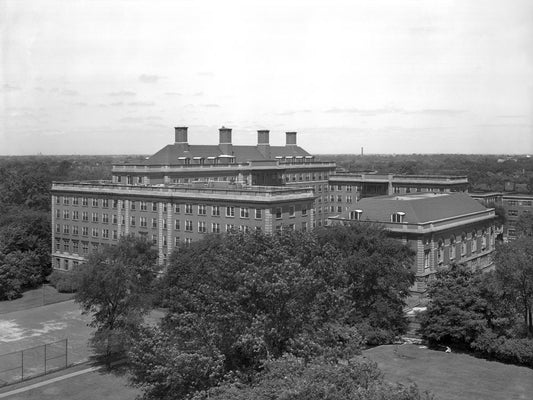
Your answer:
[75,235,158,361]
[418,264,491,348]
[316,224,415,335]
[494,237,533,337]
[515,213,533,237]
[192,355,433,400]
[129,227,416,400]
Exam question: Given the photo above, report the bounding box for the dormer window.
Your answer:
[391,211,405,223]
[193,156,204,165]
[349,209,363,220]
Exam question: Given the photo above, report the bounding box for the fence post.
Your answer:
[44,343,47,374]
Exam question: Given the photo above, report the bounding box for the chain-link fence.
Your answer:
[0,339,68,387]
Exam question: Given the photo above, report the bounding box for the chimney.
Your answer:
[175,127,188,143]
[257,130,270,159]
[219,126,233,155]
[286,131,297,146]
[174,127,189,150]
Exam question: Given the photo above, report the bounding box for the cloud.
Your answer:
[192,91,204,96]
[139,74,162,83]
[164,92,182,96]
[277,109,312,116]
[2,84,21,92]
[74,102,88,107]
[202,104,220,108]
[324,107,465,116]
[127,101,155,107]
[110,102,124,107]
[60,89,79,96]
[119,116,162,123]
[108,91,136,97]
[198,72,215,77]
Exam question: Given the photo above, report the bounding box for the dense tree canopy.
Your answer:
[129,226,416,400]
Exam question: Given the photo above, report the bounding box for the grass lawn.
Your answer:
[0,365,141,400]
[0,285,74,315]
[364,344,533,400]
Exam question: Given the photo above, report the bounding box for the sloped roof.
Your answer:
[354,192,489,224]
[144,143,311,165]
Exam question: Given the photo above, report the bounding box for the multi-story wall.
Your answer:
[502,194,533,239]
[51,181,315,270]
[329,192,497,295]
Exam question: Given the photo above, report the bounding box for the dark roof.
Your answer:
[354,192,489,224]
[144,144,311,165]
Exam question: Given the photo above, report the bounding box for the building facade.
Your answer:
[51,125,479,271]
[51,181,315,271]
[329,192,497,295]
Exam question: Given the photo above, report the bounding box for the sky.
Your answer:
[1,0,532,155]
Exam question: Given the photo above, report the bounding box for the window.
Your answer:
[301,222,307,232]
[185,204,193,214]
[289,206,295,217]
[63,241,69,251]
[112,214,118,224]
[275,208,282,219]
[185,220,193,232]
[102,199,109,208]
[82,227,89,236]
[92,228,99,237]
[174,204,180,213]
[72,211,79,220]
[140,201,147,211]
[226,224,234,232]
[140,217,147,227]
[82,197,88,207]
[175,237,181,246]
[198,204,207,215]
[337,206,342,212]
[112,200,118,208]
[212,223,220,233]
[391,212,405,223]
[212,206,220,216]
[337,195,342,202]
[92,212,98,222]
[112,230,118,240]
[56,223,61,233]
[346,186,353,192]
[346,196,353,203]
[437,246,443,264]
[63,225,69,234]
[72,225,79,235]
[424,250,430,269]
[55,241,60,251]
[255,209,262,219]
[63,197,70,205]
[226,206,235,217]
[152,235,157,245]
[461,241,467,256]
[102,229,109,239]
[63,210,70,219]
[82,242,89,254]
[174,220,181,230]
[92,198,98,207]
[240,207,249,218]
[102,213,109,224]
[56,196,61,205]
[130,201,136,210]
[130,216,136,226]
[163,219,167,229]
[72,241,79,253]
[56,209,61,219]
[82,212,88,222]
[185,238,192,246]
[508,210,518,217]
[152,218,157,228]
[198,221,207,233]
[471,232,477,252]
[152,202,158,212]
[450,238,456,260]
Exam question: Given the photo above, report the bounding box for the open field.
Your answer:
[364,344,533,400]
[0,285,74,315]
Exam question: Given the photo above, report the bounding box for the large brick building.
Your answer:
[51,126,479,272]
[329,192,497,295]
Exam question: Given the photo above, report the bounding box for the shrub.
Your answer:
[48,270,78,293]
[472,330,533,367]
